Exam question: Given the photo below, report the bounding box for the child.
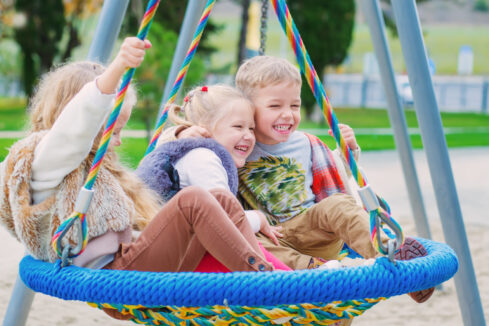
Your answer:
[234,55,434,303]
[136,84,287,263]
[0,37,276,291]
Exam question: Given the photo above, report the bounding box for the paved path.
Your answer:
[360,146,489,227]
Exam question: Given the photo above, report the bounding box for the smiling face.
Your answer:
[251,81,301,145]
[210,99,256,168]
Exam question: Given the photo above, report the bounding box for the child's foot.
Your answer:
[394,237,435,303]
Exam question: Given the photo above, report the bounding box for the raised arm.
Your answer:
[31,37,151,204]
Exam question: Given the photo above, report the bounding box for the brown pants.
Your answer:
[105,186,273,273]
[103,187,274,320]
[259,193,379,270]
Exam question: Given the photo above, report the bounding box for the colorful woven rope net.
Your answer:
[18,0,459,325]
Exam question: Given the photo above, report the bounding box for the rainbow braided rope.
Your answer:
[89,299,385,325]
[271,0,403,255]
[52,0,161,259]
[144,0,216,156]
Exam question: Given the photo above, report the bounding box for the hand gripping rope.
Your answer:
[271,0,404,259]
[51,0,161,265]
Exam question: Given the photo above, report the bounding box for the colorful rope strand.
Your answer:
[51,0,161,259]
[90,299,385,325]
[144,0,216,156]
[271,0,365,188]
[271,0,403,254]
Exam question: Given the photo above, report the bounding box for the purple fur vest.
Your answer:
[136,138,238,201]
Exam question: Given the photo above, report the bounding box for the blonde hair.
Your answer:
[235,55,302,98]
[169,84,254,131]
[29,61,137,132]
[27,60,159,229]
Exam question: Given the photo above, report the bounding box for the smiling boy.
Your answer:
[236,55,434,304]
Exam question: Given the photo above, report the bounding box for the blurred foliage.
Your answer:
[122,0,221,56]
[122,1,219,138]
[0,40,22,84]
[474,0,489,11]
[132,22,206,140]
[2,0,103,97]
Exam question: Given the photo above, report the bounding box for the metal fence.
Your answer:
[4,73,488,114]
[324,74,489,113]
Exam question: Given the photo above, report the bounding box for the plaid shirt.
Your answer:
[305,133,346,202]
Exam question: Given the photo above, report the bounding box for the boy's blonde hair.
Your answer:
[235,55,302,97]
[169,84,254,131]
[27,61,159,229]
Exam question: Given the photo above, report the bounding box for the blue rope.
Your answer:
[20,238,457,306]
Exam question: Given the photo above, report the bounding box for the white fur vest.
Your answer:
[0,131,135,262]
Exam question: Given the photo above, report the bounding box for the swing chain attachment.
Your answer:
[359,184,403,261]
[57,217,84,267]
[259,0,268,55]
[56,188,94,266]
[374,210,403,262]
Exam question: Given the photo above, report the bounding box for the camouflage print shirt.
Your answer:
[238,131,315,225]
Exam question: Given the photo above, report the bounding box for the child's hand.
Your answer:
[113,37,152,71]
[256,211,283,246]
[97,37,152,94]
[178,126,211,139]
[328,123,358,150]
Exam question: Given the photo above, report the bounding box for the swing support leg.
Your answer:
[157,0,207,119]
[2,275,35,326]
[361,0,432,241]
[391,1,485,325]
[87,0,130,64]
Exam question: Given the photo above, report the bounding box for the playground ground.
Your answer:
[0,147,488,325]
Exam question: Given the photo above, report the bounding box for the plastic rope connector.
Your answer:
[358,184,379,211]
[74,188,95,214]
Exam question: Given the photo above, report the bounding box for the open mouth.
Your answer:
[234,145,250,155]
[273,124,292,134]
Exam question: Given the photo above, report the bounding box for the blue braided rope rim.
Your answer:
[19,238,457,307]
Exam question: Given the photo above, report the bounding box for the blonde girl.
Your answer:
[0,37,275,286]
[137,84,284,247]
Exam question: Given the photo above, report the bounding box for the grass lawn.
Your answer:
[2,100,488,168]
[300,107,489,129]
[0,98,28,130]
[0,138,18,161]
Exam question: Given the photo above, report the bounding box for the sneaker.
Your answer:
[394,237,435,303]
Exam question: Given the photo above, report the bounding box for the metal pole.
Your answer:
[157,0,207,119]
[2,274,35,326]
[391,1,485,325]
[362,0,431,240]
[87,0,130,63]
[2,2,128,325]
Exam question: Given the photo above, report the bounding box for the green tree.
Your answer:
[122,0,220,56]
[13,0,65,97]
[10,0,103,97]
[286,0,356,118]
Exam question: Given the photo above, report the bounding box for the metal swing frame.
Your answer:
[2,0,485,325]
